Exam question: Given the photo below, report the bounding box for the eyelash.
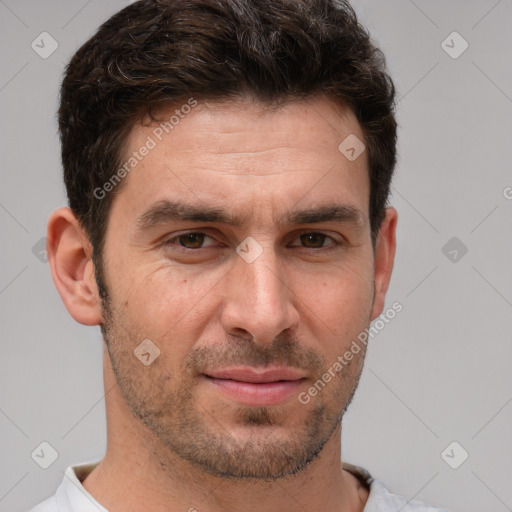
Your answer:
[163,231,343,254]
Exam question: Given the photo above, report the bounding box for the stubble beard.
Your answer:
[99,288,366,481]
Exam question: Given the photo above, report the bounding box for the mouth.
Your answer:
[203,366,307,406]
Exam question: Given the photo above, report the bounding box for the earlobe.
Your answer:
[370,207,398,321]
[47,207,103,326]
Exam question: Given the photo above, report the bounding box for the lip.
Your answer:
[205,366,306,383]
[203,366,306,406]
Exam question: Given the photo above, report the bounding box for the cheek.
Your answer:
[302,255,374,310]
[113,264,221,353]
[295,259,374,356]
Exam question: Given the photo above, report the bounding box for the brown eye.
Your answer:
[288,232,342,254]
[177,233,207,248]
[164,232,217,251]
[300,233,329,248]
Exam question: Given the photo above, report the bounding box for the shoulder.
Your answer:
[342,462,450,512]
[25,460,103,512]
[368,478,450,511]
[26,494,58,512]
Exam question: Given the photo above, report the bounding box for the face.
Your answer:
[99,97,379,479]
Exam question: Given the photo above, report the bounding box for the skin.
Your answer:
[47,96,397,512]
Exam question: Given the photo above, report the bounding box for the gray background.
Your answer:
[1,1,511,511]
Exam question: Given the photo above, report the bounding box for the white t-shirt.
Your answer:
[27,460,450,512]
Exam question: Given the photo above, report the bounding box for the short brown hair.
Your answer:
[59,0,397,297]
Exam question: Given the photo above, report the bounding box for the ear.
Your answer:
[370,207,398,321]
[47,207,103,326]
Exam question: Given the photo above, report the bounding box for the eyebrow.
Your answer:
[135,199,365,231]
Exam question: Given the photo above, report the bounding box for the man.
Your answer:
[29,0,449,510]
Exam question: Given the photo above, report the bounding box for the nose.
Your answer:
[220,242,300,345]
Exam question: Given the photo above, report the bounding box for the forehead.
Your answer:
[125,96,366,166]
[113,96,370,226]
